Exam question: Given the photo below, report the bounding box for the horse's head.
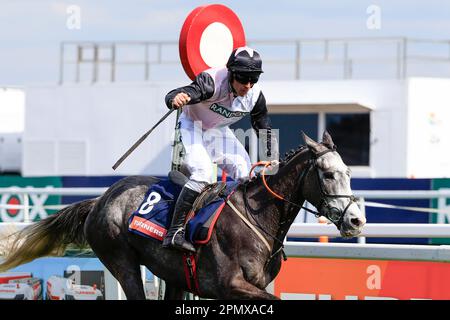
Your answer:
[301,131,366,238]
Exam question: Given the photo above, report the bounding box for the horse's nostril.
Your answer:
[351,218,361,227]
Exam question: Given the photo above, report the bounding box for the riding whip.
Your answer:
[112,108,175,170]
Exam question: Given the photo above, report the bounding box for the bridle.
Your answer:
[244,145,357,270]
[306,148,357,229]
[250,146,357,229]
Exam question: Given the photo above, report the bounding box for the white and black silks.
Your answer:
[165,67,277,159]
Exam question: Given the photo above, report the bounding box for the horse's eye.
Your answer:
[323,172,334,179]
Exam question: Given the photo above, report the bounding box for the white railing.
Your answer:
[59,37,450,83]
[1,186,449,300]
[282,242,450,262]
[288,223,450,238]
[0,187,449,237]
[0,187,107,196]
[0,187,106,223]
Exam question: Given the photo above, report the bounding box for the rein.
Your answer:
[249,161,319,216]
[242,146,357,270]
[250,148,357,227]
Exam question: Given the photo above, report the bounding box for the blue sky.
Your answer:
[1,0,450,85]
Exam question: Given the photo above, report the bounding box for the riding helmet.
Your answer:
[226,47,264,74]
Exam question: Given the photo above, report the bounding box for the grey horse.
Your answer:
[0,132,365,299]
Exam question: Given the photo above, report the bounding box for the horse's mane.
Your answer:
[280,144,308,164]
[241,144,309,189]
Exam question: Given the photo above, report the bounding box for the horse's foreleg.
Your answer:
[221,276,279,300]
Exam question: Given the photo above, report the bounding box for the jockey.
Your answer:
[162,46,277,252]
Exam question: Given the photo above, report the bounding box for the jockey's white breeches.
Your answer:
[179,114,251,190]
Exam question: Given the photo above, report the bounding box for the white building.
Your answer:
[8,38,450,178]
[0,87,24,173]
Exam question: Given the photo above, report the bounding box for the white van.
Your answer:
[0,277,42,300]
[46,275,103,300]
[0,272,32,284]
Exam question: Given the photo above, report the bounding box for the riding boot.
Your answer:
[162,186,199,253]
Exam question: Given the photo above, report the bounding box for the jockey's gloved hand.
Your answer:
[171,92,191,109]
[270,160,280,167]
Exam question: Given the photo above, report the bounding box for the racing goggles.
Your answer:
[234,73,259,84]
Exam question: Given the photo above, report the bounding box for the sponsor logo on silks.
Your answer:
[209,103,249,118]
[130,216,167,241]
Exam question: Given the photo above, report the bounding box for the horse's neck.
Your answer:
[268,152,310,239]
[245,150,310,245]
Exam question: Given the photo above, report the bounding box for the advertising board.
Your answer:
[274,257,450,300]
[0,176,62,222]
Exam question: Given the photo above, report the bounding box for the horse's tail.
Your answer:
[0,198,97,272]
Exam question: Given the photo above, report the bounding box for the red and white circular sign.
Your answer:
[179,4,246,80]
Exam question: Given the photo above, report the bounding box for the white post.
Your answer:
[212,161,218,183]
[249,130,258,164]
[266,280,275,295]
[358,197,367,244]
[23,193,30,223]
[438,194,449,224]
[103,267,126,300]
[318,112,325,138]
[156,277,165,300]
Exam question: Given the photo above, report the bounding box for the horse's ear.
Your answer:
[322,131,335,149]
[301,131,322,154]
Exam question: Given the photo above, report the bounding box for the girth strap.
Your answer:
[183,253,200,296]
[226,200,271,253]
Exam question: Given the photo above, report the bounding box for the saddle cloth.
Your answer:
[128,178,238,244]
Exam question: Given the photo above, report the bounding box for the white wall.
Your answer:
[23,82,185,176]
[264,79,408,177]
[406,78,450,178]
[0,88,24,172]
[0,88,25,133]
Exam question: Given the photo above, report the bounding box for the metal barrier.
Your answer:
[282,241,450,262]
[59,37,450,83]
[1,186,450,232]
[0,187,106,223]
[1,186,449,299]
[288,223,450,238]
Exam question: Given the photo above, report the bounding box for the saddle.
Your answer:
[168,170,227,213]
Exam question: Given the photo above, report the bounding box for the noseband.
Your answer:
[303,148,357,229]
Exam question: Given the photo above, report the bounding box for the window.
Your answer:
[325,113,370,166]
[269,114,318,157]
[230,111,370,166]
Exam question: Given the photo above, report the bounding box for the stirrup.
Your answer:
[171,228,184,246]
[171,228,196,253]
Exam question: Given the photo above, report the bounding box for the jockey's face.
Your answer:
[231,79,253,97]
[231,73,259,97]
